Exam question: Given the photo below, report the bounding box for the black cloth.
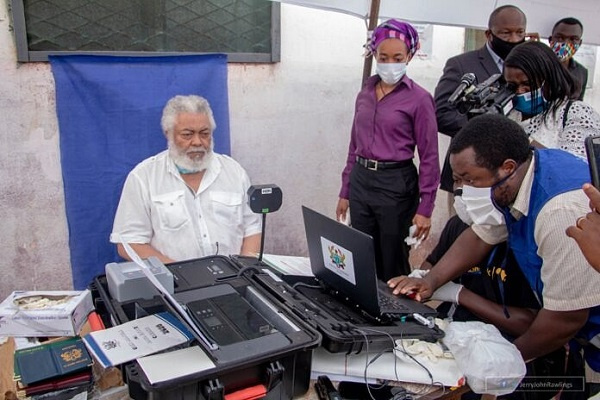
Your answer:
[434,46,501,192]
[426,216,540,322]
[348,162,419,280]
[568,58,589,101]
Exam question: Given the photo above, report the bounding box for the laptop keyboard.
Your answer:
[378,290,410,312]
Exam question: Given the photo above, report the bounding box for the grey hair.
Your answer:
[160,95,217,136]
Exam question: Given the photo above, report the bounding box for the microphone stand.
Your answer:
[258,213,267,265]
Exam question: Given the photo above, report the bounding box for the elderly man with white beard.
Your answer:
[110,95,261,264]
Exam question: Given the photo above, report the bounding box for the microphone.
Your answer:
[448,72,477,105]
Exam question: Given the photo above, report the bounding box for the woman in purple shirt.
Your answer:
[336,19,440,281]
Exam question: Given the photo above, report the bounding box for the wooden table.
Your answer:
[0,338,16,400]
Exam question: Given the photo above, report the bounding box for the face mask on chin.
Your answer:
[489,33,524,60]
[168,139,214,174]
[376,62,407,85]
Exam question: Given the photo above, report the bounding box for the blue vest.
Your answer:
[500,149,600,369]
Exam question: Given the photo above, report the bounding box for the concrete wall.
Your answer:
[0,3,598,299]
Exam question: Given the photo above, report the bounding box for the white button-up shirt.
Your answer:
[110,150,262,260]
[472,157,600,311]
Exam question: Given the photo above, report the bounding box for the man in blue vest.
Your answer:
[389,114,600,395]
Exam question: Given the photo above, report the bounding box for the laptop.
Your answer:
[301,206,436,318]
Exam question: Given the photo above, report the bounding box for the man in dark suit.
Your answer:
[434,5,527,197]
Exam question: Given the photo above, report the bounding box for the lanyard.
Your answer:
[486,245,511,319]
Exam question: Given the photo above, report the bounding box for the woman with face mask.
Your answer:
[504,40,600,158]
[335,19,440,281]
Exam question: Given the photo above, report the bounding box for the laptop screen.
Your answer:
[301,206,387,317]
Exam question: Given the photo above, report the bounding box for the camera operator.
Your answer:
[503,41,600,157]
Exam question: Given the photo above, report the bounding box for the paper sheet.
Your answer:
[137,346,216,384]
[262,254,313,276]
[83,312,192,368]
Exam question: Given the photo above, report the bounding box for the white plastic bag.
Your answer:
[442,321,526,395]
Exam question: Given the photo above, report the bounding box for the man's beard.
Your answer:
[168,139,214,173]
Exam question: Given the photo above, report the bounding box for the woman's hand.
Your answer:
[336,198,349,223]
[412,214,431,240]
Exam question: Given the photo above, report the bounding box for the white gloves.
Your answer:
[431,281,463,304]
[407,269,463,304]
[395,339,454,363]
[407,268,429,278]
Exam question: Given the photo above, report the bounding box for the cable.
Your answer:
[351,326,399,400]
[236,265,261,277]
[394,331,445,397]
[291,281,322,290]
[351,326,444,399]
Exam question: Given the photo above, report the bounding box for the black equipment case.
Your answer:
[230,256,445,354]
[90,255,321,400]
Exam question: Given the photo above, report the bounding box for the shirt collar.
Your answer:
[486,42,504,73]
[509,155,535,219]
[166,153,180,177]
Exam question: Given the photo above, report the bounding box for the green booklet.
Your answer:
[14,337,93,386]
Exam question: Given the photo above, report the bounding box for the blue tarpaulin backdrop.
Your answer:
[50,54,229,289]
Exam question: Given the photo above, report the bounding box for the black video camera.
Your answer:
[450,73,515,119]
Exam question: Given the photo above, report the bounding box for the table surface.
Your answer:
[0,337,15,400]
[0,338,481,400]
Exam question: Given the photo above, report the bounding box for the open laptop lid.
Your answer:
[301,206,385,317]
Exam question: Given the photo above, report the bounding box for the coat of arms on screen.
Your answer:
[327,245,346,270]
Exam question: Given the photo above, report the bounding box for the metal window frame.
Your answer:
[9,0,281,63]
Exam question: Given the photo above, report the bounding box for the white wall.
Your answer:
[1,3,599,299]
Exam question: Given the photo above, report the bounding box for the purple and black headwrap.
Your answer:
[367,19,420,57]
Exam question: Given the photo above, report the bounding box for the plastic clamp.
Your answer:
[265,361,285,391]
[203,378,225,400]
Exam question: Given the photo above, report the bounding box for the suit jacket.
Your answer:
[434,46,501,191]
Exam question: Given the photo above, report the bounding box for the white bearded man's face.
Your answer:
[168,112,214,173]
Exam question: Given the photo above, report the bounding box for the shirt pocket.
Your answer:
[151,190,190,231]
[210,191,243,227]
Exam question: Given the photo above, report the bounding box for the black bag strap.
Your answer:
[562,99,574,129]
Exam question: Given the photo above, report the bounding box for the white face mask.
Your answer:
[376,62,407,85]
[453,185,505,226]
[453,194,473,225]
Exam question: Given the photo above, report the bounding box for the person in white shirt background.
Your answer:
[504,40,600,157]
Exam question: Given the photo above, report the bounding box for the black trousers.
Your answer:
[348,162,419,281]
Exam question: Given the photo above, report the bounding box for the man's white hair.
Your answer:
[161,95,217,136]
